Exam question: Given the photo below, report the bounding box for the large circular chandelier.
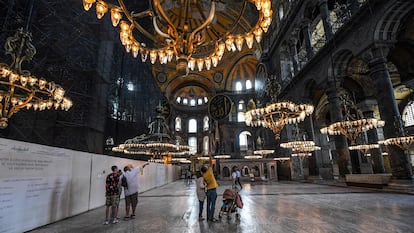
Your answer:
[379,136,414,151]
[81,0,273,75]
[112,105,191,158]
[245,102,314,140]
[0,28,72,129]
[320,118,385,144]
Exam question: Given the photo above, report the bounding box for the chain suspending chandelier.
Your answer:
[112,104,190,158]
[82,0,273,75]
[0,28,72,129]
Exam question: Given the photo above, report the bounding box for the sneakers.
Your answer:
[130,214,136,219]
[103,221,109,225]
[123,216,130,220]
[112,219,119,224]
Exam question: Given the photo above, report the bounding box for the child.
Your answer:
[196,172,207,220]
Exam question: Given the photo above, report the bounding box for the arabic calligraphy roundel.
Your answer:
[208,94,232,120]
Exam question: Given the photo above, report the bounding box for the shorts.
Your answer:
[106,195,119,206]
[125,192,138,207]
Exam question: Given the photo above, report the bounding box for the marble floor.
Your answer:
[28,180,414,233]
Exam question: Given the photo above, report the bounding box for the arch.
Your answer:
[374,1,414,41]
[331,49,354,79]
[224,54,258,91]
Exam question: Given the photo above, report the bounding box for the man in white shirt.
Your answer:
[235,168,242,189]
[122,162,149,219]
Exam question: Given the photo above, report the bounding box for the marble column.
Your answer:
[357,99,385,173]
[366,46,413,179]
[302,19,314,61]
[326,80,351,176]
[289,38,299,74]
[319,0,334,41]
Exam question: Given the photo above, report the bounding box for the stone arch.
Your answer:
[374,1,414,42]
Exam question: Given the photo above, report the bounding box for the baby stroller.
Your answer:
[219,188,243,220]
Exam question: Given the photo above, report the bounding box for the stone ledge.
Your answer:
[345,174,392,188]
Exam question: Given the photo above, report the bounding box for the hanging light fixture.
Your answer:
[0,28,72,129]
[379,136,414,156]
[320,118,385,145]
[81,0,273,75]
[246,101,314,140]
[112,104,191,158]
[245,75,314,140]
[348,144,380,156]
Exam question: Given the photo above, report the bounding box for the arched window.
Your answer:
[279,6,284,20]
[175,117,182,131]
[203,116,209,131]
[190,98,196,106]
[203,136,209,155]
[246,80,252,90]
[311,19,326,53]
[188,119,197,133]
[237,100,246,122]
[239,131,251,151]
[176,96,181,103]
[235,81,242,91]
[188,137,197,155]
[403,101,414,127]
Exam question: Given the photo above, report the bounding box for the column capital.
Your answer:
[361,44,392,64]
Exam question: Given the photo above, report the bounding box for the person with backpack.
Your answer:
[121,162,149,220]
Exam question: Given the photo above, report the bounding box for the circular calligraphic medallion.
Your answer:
[213,72,223,83]
[156,72,167,83]
[208,94,232,120]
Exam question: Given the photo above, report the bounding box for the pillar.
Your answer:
[357,99,385,173]
[289,38,299,75]
[366,46,413,179]
[319,0,334,41]
[302,19,314,60]
[326,79,352,176]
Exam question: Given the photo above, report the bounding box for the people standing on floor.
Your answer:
[186,170,192,184]
[231,168,237,189]
[235,168,242,189]
[196,172,207,220]
[122,162,150,220]
[201,155,218,222]
[104,165,121,225]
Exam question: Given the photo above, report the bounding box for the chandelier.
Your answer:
[253,149,274,158]
[281,140,320,157]
[379,136,414,152]
[81,0,273,75]
[348,144,380,156]
[320,118,385,145]
[246,102,314,140]
[112,105,190,158]
[0,28,72,129]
